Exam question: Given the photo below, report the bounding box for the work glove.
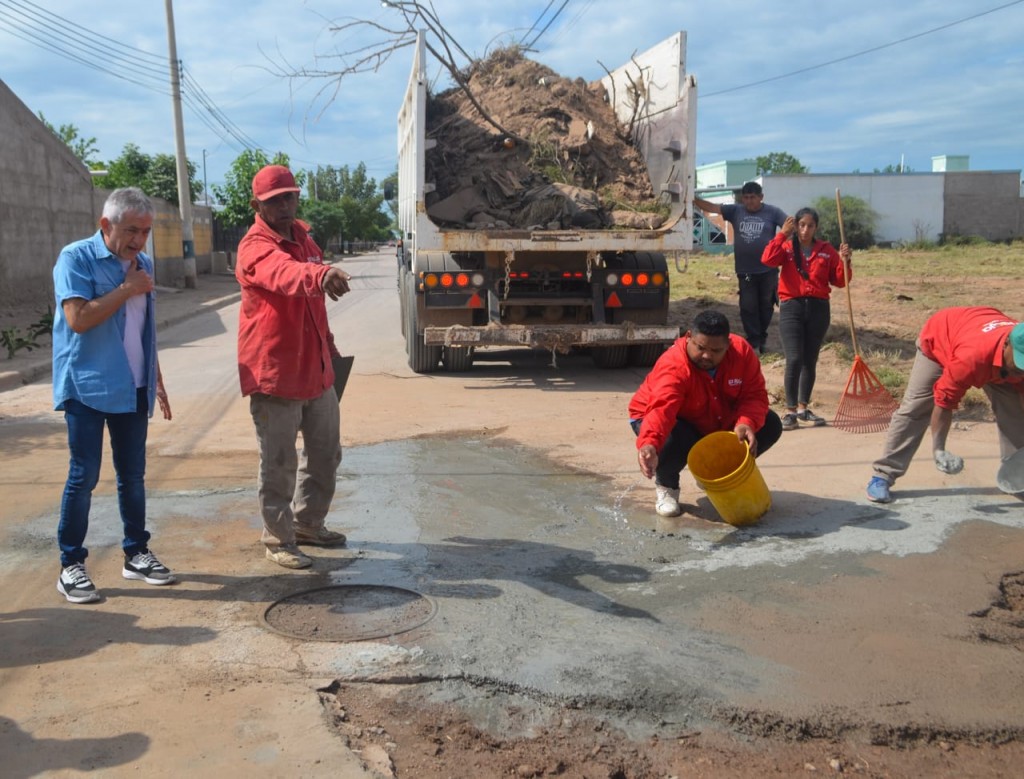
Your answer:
[933,449,964,475]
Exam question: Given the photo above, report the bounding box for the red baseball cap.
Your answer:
[252,165,300,201]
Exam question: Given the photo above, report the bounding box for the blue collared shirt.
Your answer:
[52,230,158,415]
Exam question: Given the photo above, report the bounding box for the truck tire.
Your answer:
[616,251,671,367]
[404,271,441,372]
[628,343,665,367]
[442,345,474,371]
[398,269,407,339]
[591,345,629,368]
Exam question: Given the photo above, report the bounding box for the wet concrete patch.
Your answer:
[18,435,1024,743]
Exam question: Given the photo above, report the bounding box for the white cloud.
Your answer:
[1,0,1020,189]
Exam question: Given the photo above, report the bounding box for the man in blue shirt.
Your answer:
[695,182,787,354]
[52,187,174,603]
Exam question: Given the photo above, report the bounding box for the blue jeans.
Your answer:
[58,389,150,566]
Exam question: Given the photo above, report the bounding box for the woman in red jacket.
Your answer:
[762,207,851,431]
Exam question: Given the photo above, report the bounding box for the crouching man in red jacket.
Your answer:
[629,309,783,517]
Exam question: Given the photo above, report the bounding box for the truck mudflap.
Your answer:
[424,324,679,352]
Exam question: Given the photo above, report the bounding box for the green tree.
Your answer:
[145,153,201,204]
[308,165,344,202]
[102,143,201,205]
[381,169,399,235]
[301,200,347,250]
[37,112,101,166]
[339,163,391,241]
[811,194,877,249]
[875,162,914,174]
[755,152,808,175]
[213,149,297,228]
[104,143,150,189]
[302,162,392,243]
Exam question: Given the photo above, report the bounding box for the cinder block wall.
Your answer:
[943,172,1024,241]
[0,80,96,309]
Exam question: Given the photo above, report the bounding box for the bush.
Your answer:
[811,194,877,249]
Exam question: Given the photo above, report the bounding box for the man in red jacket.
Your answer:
[629,310,783,517]
[866,307,1024,503]
[236,164,352,569]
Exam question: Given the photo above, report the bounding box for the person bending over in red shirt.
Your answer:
[866,307,1024,503]
[628,309,783,517]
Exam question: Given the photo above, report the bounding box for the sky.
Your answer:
[1,0,1022,198]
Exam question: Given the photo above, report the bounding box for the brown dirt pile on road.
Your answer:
[424,47,660,229]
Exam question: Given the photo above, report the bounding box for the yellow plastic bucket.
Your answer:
[686,431,771,526]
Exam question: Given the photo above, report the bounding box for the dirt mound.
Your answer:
[424,47,661,230]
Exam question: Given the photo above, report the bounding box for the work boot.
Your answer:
[266,544,313,569]
[294,526,347,547]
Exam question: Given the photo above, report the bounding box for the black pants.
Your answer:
[778,297,831,408]
[737,270,778,350]
[631,412,783,490]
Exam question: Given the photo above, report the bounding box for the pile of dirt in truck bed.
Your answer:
[424,46,664,231]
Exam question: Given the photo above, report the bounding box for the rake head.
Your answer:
[833,355,900,433]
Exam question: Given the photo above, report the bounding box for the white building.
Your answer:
[695,157,1024,247]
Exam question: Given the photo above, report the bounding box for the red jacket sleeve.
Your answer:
[237,238,330,298]
[822,242,850,288]
[761,232,788,268]
[732,344,769,430]
[631,344,689,452]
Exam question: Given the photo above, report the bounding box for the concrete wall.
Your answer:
[0,76,217,310]
[759,173,947,244]
[762,171,1023,245]
[943,171,1024,241]
[0,79,96,307]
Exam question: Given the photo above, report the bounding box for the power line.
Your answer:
[519,0,557,47]
[0,0,167,74]
[703,0,1024,98]
[523,0,571,50]
[0,11,169,94]
[0,0,270,161]
[181,66,266,151]
[534,0,596,51]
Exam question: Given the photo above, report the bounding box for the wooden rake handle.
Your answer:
[836,188,860,357]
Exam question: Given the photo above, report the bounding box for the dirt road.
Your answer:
[2,249,1023,778]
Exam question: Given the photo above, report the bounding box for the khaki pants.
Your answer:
[872,345,1024,484]
[249,387,342,547]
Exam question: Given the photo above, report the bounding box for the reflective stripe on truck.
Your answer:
[423,324,680,348]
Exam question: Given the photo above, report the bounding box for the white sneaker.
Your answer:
[655,485,683,517]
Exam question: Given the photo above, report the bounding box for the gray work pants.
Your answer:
[249,387,342,548]
[872,345,1024,484]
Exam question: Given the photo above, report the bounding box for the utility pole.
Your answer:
[164,0,197,288]
[202,149,209,205]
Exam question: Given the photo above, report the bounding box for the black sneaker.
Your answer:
[123,550,176,585]
[58,562,101,604]
[797,409,827,427]
[781,413,798,431]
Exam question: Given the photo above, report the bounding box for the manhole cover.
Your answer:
[262,584,436,642]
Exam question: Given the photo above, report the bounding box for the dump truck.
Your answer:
[396,30,696,372]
